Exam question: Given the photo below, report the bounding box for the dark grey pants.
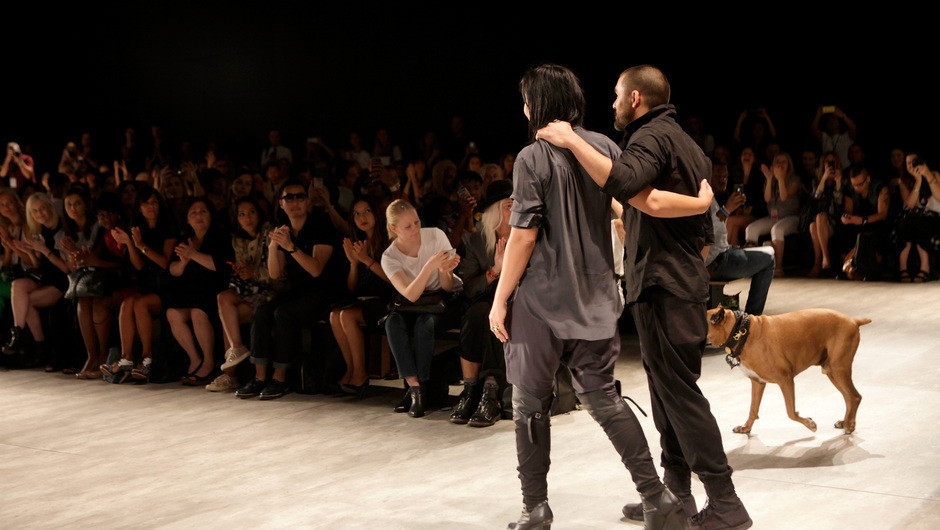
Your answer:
[630,285,734,486]
[505,299,662,508]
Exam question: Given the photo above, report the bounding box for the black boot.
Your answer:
[468,379,501,427]
[450,378,481,424]
[408,384,426,418]
[2,326,30,360]
[394,387,412,413]
[691,479,751,530]
[507,500,553,529]
[512,386,553,513]
[624,465,697,521]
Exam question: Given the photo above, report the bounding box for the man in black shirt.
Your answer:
[537,65,752,530]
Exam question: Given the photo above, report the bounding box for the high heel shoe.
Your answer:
[342,378,371,400]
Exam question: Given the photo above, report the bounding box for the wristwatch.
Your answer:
[285,246,297,254]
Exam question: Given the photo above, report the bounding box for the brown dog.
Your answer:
[706,306,870,434]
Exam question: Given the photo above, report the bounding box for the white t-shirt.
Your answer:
[381,227,462,293]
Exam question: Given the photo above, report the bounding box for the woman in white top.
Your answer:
[381,199,462,418]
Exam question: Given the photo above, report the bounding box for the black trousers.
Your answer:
[250,290,330,371]
[630,285,733,484]
[459,299,506,382]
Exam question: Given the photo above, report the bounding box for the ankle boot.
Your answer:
[691,479,751,530]
[450,378,481,424]
[2,326,29,358]
[394,387,413,413]
[507,500,553,529]
[408,384,426,418]
[468,380,501,427]
[624,466,697,522]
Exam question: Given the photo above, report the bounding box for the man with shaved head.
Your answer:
[537,65,752,530]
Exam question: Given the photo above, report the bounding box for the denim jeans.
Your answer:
[384,308,460,381]
[710,247,775,315]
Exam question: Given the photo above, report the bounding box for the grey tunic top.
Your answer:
[509,128,622,341]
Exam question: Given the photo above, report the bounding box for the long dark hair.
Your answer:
[349,195,390,259]
[519,63,586,141]
[62,185,94,241]
[232,197,269,240]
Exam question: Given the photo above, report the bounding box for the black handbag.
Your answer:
[798,198,818,233]
[389,291,448,314]
[65,267,119,299]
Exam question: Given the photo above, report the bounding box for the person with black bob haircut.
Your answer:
[491,63,715,529]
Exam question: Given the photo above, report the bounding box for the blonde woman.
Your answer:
[2,193,70,369]
[381,199,462,418]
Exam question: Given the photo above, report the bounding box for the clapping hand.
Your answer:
[175,238,195,262]
[493,237,508,273]
[130,226,144,249]
[341,238,359,265]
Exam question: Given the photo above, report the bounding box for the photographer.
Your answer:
[2,142,35,188]
[733,108,777,163]
[812,106,857,169]
[896,155,940,282]
[808,152,847,276]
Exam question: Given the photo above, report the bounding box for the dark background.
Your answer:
[3,3,934,172]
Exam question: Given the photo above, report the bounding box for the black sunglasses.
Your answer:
[280,192,308,201]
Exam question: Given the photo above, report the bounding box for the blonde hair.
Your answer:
[385,199,417,240]
[25,192,59,235]
[479,198,509,255]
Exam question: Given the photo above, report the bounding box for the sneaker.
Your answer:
[206,373,239,392]
[220,346,250,371]
[259,379,290,400]
[235,378,266,399]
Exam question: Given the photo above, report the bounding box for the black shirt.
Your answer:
[279,212,345,297]
[510,128,622,341]
[602,104,714,304]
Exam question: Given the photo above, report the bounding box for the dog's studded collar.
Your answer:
[722,311,751,369]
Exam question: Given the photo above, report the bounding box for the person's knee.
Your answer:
[578,389,628,425]
[511,385,552,421]
[384,312,406,333]
[165,308,183,323]
[339,308,358,328]
[191,309,210,325]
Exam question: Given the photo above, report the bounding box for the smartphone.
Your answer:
[312,177,324,188]
[733,183,745,195]
[457,186,472,202]
[446,249,456,259]
[822,105,836,114]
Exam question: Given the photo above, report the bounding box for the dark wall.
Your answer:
[3,4,935,172]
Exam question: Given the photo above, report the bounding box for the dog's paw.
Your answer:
[834,420,844,429]
[805,418,817,432]
[733,425,751,434]
[835,420,856,434]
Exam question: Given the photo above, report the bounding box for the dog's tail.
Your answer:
[855,318,872,327]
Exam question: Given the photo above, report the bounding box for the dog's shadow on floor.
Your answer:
[727,434,884,470]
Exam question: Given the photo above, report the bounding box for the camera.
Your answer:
[827,161,836,170]
[822,105,836,114]
[732,183,745,195]
[911,156,924,168]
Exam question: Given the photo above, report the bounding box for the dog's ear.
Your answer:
[710,307,726,325]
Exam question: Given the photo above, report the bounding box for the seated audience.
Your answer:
[725,147,766,246]
[209,198,275,392]
[744,152,801,277]
[808,152,847,276]
[2,193,70,369]
[453,180,513,427]
[330,196,395,397]
[236,180,341,400]
[165,198,234,385]
[381,199,463,418]
[705,163,775,315]
[840,166,890,280]
[896,156,940,282]
[102,186,178,383]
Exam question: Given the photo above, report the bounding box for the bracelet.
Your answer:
[719,206,731,217]
[486,268,500,280]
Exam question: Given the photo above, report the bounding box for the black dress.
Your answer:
[164,227,234,316]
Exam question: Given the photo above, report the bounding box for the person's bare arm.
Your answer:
[536,121,613,188]
[488,227,538,343]
[388,250,448,302]
[290,244,332,278]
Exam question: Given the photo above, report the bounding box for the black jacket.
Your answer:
[602,104,714,304]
